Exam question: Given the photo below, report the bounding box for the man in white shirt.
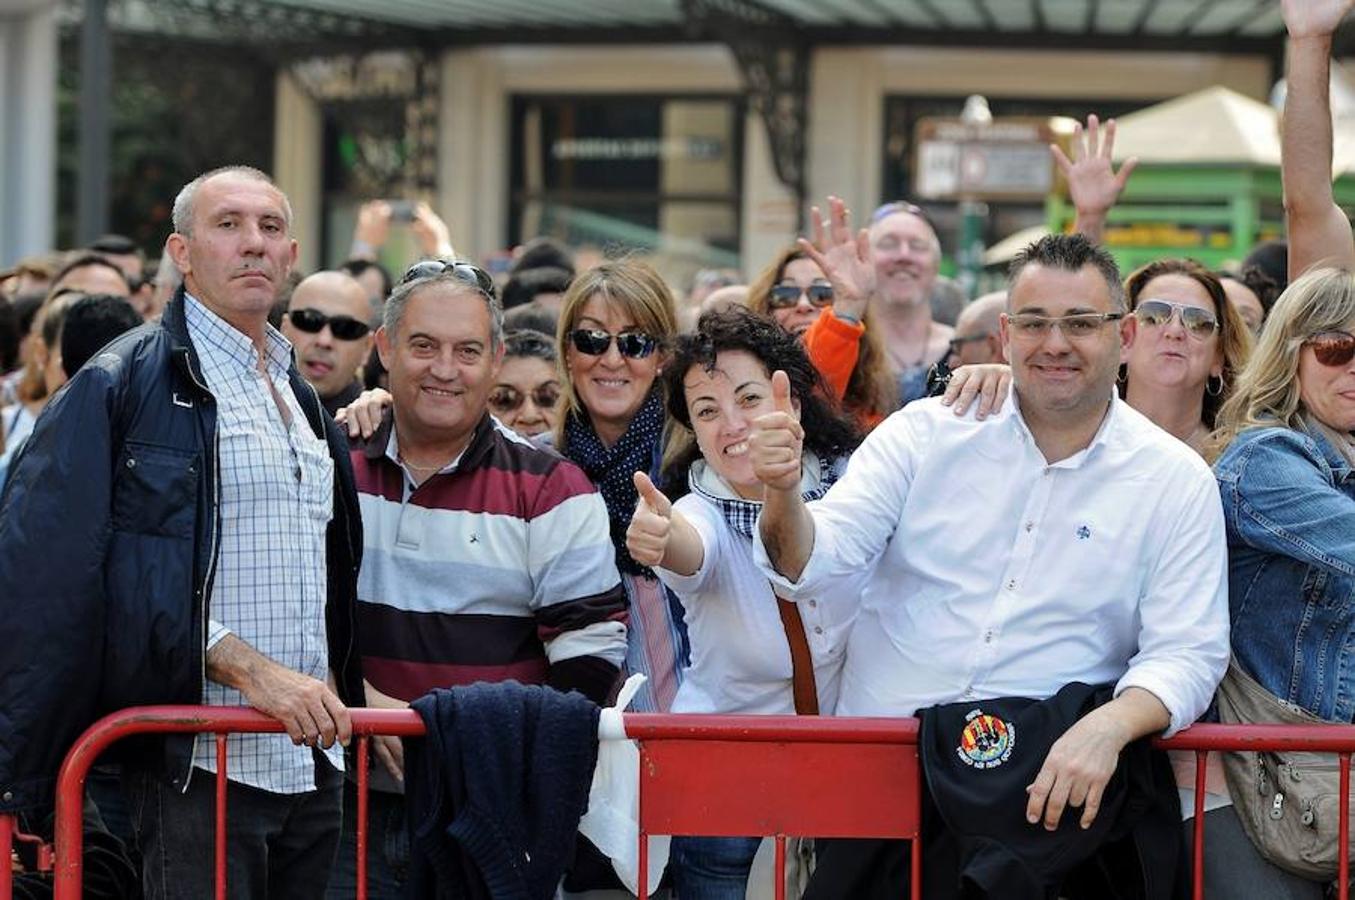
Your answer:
[750,232,1229,892]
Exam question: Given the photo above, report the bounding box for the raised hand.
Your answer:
[1051,114,1137,225]
[749,370,804,492]
[1282,0,1355,39]
[626,471,673,568]
[797,196,875,320]
[411,202,456,258]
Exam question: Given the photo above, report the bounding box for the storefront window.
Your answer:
[511,95,743,281]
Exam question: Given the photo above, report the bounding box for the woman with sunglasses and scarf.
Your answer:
[551,259,691,716]
[1193,268,1355,899]
[1120,259,1252,454]
[626,307,861,899]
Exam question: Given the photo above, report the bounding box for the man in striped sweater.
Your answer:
[326,261,628,898]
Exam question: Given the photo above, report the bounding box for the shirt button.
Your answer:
[814,626,823,635]
[1006,579,1016,591]
[984,631,993,643]
[808,599,818,608]
[1024,521,1034,533]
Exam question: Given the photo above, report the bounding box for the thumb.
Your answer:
[632,471,670,515]
[771,370,793,414]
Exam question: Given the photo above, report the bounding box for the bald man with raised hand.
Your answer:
[283,270,376,416]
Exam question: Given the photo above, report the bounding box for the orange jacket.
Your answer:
[802,308,885,431]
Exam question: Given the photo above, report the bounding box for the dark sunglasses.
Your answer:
[569,328,660,359]
[1305,331,1355,367]
[287,308,372,341]
[1133,299,1219,339]
[399,259,498,301]
[947,332,991,352]
[768,283,834,309]
[489,384,561,414]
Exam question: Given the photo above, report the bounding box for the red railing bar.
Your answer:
[215,735,228,900]
[774,835,786,900]
[1192,751,1206,900]
[622,713,918,743]
[1341,754,1350,900]
[356,737,369,900]
[35,707,1355,900]
[1155,723,1355,753]
[1,812,12,900]
[637,741,650,900]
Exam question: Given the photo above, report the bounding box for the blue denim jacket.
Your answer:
[1214,421,1355,722]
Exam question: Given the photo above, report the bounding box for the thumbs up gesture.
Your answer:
[626,471,673,567]
[750,370,804,492]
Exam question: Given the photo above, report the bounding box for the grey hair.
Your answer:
[383,271,505,350]
[1007,233,1125,311]
[171,165,292,237]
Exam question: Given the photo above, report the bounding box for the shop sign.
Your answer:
[552,137,725,161]
[914,117,1064,202]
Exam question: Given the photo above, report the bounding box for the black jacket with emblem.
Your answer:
[0,289,364,814]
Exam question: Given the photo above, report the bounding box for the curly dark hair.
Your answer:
[660,307,861,492]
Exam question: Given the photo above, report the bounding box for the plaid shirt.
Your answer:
[185,293,341,794]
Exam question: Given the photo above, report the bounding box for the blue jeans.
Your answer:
[326,782,409,899]
[129,756,342,900]
[670,835,762,900]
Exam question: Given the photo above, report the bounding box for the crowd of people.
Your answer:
[5,1,1355,898]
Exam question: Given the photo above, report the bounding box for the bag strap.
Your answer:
[772,587,819,716]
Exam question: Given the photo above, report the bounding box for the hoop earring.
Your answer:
[1206,375,1223,397]
[1117,364,1128,385]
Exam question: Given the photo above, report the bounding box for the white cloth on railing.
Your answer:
[581,674,669,895]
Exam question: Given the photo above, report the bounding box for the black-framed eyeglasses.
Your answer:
[489,383,562,414]
[399,259,498,301]
[946,332,991,353]
[1132,299,1219,339]
[1007,312,1125,339]
[768,283,834,309]
[286,308,372,341]
[569,328,661,359]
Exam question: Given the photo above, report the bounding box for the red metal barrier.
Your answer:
[5,709,1355,899]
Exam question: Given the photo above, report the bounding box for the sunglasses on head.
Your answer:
[489,383,561,414]
[768,283,834,309]
[399,259,498,301]
[569,328,660,359]
[1305,331,1355,367]
[1133,299,1219,339]
[287,308,372,341]
[870,200,934,228]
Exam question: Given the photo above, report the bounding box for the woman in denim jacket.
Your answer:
[1209,267,1355,898]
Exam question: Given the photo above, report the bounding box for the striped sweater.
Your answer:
[352,413,628,704]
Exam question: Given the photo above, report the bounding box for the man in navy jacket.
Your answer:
[0,166,363,899]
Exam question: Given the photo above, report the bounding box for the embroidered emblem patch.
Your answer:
[957,708,1016,769]
[1076,524,1091,540]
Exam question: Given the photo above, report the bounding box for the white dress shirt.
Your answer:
[754,394,1229,735]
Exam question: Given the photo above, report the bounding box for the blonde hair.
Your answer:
[748,245,895,418]
[553,258,679,453]
[1209,267,1355,459]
